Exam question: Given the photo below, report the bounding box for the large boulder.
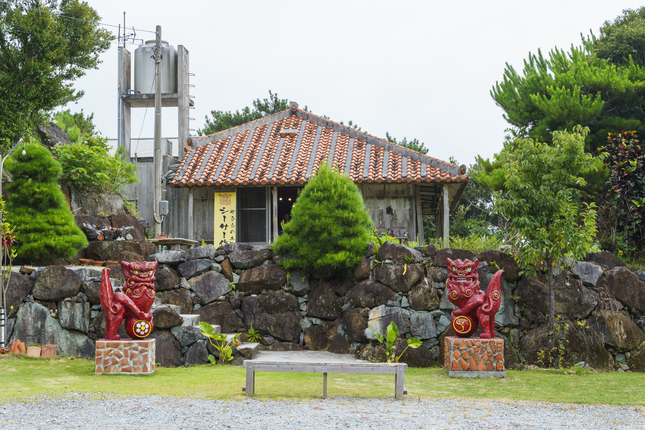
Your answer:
[393,339,434,367]
[237,264,287,294]
[410,311,436,340]
[284,270,310,296]
[83,281,101,305]
[627,347,645,372]
[3,271,34,318]
[58,298,91,334]
[516,274,598,320]
[109,213,146,241]
[159,289,193,314]
[241,291,300,342]
[149,329,183,367]
[353,257,371,281]
[479,271,518,326]
[433,248,476,267]
[408,278,440,312]
[186,245,218,261]
[71,190,124,218]
[584,251,626,270]
[184,340,210,365]
[32,266,82,301]
[571,261,604,288]
[520,321,613,370]
[223,243,253,253]
[177,259,215,280]
[195,302,243,333]
[478,250,520,282]
[152,306,184,329]
[588,309,645,351]
[598,266,645,317]
[86,241,155,262]
[365,305,409,340]
[303,321,338,350]
[37,122,70,148]
[343,308,368,343]
[346,279,395,309]
[188,271,232,304]
[149,250,186,265]
[378,241,422,262]
[170,325,206,348]
[373,262,423,293]
[228,249,272,270]
[155,266,181,292]
[307,281,341,320]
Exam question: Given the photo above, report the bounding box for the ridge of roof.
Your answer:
[187,108,462,176]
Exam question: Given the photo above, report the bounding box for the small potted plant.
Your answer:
[26,343,41,358]
[41,344,57,359]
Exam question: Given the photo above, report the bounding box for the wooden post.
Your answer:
[323,372,328,399]
[443,184,450,248]
[395,365,405,400]
[415,185,424,245]
[245,363,255,397]
[272,186,278,243]
[187,188,194,240]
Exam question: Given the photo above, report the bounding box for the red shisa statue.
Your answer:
[446,258,503,338]
[100,261,158,340]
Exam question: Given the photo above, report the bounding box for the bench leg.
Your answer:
[246,365,255,397]
[323,373,327,399]
[395,366,405,400]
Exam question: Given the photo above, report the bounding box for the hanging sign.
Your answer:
[214,192,236,246]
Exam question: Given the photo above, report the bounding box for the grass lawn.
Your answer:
[0,354,643,406]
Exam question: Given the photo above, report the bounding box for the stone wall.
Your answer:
[6,243,645,372]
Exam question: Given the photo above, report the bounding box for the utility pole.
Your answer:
[153,25,162,237]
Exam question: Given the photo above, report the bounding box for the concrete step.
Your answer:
[179,314,200,327]
[236,342,259,359]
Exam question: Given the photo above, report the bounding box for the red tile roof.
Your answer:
[170,109,468,187]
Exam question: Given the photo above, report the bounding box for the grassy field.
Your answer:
[1,354,643,406]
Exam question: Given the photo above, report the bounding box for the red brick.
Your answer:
[133,359,143,367]
[477,361,486,371]
[468,357,476,371]
[486,362,494,371]
[458,358,468,371]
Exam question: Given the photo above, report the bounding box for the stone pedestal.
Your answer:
[444,336,506,378]
[95,339,156,375]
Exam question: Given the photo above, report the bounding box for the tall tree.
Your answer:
[0,0,113,150]
[593,6,645,67]
[496,127,598,336]
[385,132,428,154]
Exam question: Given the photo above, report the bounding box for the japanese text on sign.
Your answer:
[214,192,236,246]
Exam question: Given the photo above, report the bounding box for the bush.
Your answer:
[428,234,505,254]
[5,143,88,262]
[272,163,373,277]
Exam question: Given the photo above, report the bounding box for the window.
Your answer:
[238,187,268,243]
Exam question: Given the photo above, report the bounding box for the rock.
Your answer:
[378,241,423,262]
[373,263,423,293]
[37,122,70,148]
[229,291,245,310]
[210,263,222,273]
[408,278,440,312]
[228,249,272,270]
[428,267,448,283]
[152,306,184,329]
[220,259,234,281]
[104,264,124,282]
[188,271,232,304]
[149,250,186,265]
[86,241,156,262]
[118,251,144,262]
[177,259,215,279]
[357,343,387,362]
[571,261,604,287]
[479,271,518,326]
[520,321,613,370]
[223,243,253,253]
[393,339,434,367]
[285,270,310,296]
[478,250,520,282]
[598,266,645,317]
[241,291,301,342]
[171,325,206,348]
[109,213,146,241]
[410,311,437,340]
[627,348,645,372]
[237,264,287,295]
[307,281,341,320]
[346,279,396,309]
[266,341,302,351]
[439,289,457,311]
[584,251,626,270]
[588,309,645,351]
[344,308,369,343]
[149,329,183,367]
[83,281,101,305]
[3,271,34,318]
[503,337,520,370]
[436,315,450,334]
[58,298,91,334]
[365,242,376,257]
[155,266,181,292]
[32,266,82,301]
[353,257,371,281]
[186,245,218,261]
[433,248,476,267]
[195,302,243,333]
[184,340,210,365]
[74,214,110,230]
[304,321,338,350]
[516,274,598,320]
[159,289,193,314]
[365,305,409,340]
[328,334,350,354]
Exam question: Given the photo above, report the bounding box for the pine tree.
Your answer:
[5,143,88,263]
[272,163,373,277]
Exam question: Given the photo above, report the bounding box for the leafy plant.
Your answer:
[374,321,422,363]
[200,322,240,365]
[427,234,505,253]
[247,325,261,343]
[371,229,419,248]
[0,197,16,339]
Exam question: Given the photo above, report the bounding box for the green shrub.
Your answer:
[272,163,373,277]
[428,234,505,254]
[5,143,88,263]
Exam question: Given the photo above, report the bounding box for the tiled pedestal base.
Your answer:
[95,339,156,375]
[444,336,506,378]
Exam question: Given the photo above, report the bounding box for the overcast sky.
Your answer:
[69,1,645,165]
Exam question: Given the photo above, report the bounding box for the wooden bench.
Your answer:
[242,351,408,400]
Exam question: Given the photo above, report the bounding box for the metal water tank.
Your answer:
[134,40,177,94]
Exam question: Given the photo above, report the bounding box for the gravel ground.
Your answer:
[1,394,644,429]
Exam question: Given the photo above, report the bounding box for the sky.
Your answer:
[69,1,645,166]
